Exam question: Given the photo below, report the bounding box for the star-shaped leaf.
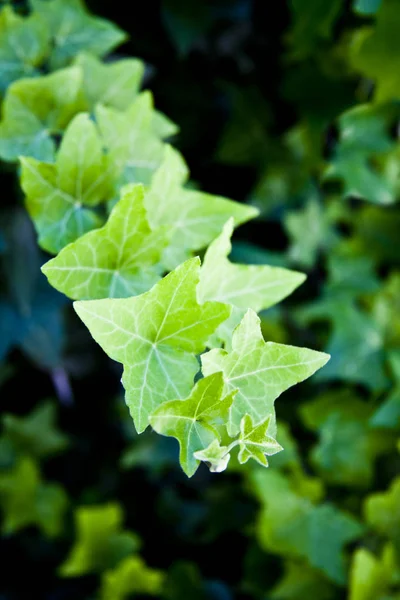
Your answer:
[364,477,400,554]
[41,184,169,300]
[21,112,115,254]
[150,372,235,477]
[0,457,67,537]
[238,414,283,466]
[31,0,127,69]
[2,401,69,460]
[100,556,165,600]
[0,65,86,162]
[74,258,231,432]
[74,52,144,111]
[59,503,140,577]
[0,6,50,93]
[198,218,305,345]
[201,309,329,436]
[250,469,364,584]
[146,146,259,270]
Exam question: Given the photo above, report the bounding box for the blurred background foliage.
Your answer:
[0,0,400,598]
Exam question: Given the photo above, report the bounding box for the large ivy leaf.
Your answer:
[101,556,165,600]
[30,0,127,69]
[74,258,231,432]
[198,218,305,344]
[145,146,259,269]
[150,372,235,477]
[74,52,144,111]
[0,457,67,537]
[59,503,140,577]
[349,545,400,600]
[0,6,50,93]
[300,390,394,487]
[364,477,400,554]
[0,65,86,162]
[201,309,329,436]
[20,112,114,254]
[325,103,400,205]
[95,93,165,188]
[250,469,364,584]
[41,184,168,299]
[1,401,69,460]
[351,0,400,102]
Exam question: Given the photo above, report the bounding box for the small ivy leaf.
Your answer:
[100,555,165,600]
[21,112,115,254]
[74,258,231,433]
[193,439,231,473]
[2,400,69,460]
[349,544,400,600]
[370,350,400,429]
[364,476,400,554]
[0,65,86,162]
[59,503,140,577]
[270,561,335,600]
[146,146,259,270]
[0,6,50,93]
[353,0,382,15]
[150,372,235,477]
[30,0,127,70]
[0,457,67,537]
[41,184,169,299]
[74,52,145,111]
[198,218,305,345]
[238,414,283,467]
[95,93,165,188]
[201,309,330,436]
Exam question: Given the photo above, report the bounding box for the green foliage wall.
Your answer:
[0,0,399,598]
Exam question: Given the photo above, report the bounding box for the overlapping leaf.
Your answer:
[74,258,231,432]
[42,184,169,299]
[201,309,329,436]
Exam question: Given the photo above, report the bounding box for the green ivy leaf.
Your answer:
[201,309,329,436]
[287,0,343,59]
[371,351,400,429]
[198,218,305,345]
[59,503,140,577]
[250,469,364,584]
[150,372,235,477]
[74,258,231,433]
[74,52,144,111]
[31,0,127,69]
[41,184,168,299]
[0,5,50,93]
[193,439,231,473]
[0,457,67,537]
[364,476,400,554]
[101,556,165,600]
[353,0,382,15]
[351,0,400,101]
[0,65,86,162]
[2,401,69,459]
[237,414,283,466]
[146,146,259,270]
[349,545,400,600]
[21,112,114,254]
[270,561,335,600]
[300,390,395,487]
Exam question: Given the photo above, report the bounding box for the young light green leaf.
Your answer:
[238,414,283,466]
[0,6,50,93]
[74,258,231,432]
[193,439,231,473]
[150,372,235,477]
[0,65,86,162]
[42,185,168,299]
[59,503,140,577]
[198,218,305,343]
[0,457,67,537]
[21,113,114,253]
[364,477,400,553]
[31,0,127,69]
[146,146,259,270]
[75,52,145,111]
[101,556,165,600]
[202,309,330,436]
[95,93,165,187]
[349,545,399,600]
